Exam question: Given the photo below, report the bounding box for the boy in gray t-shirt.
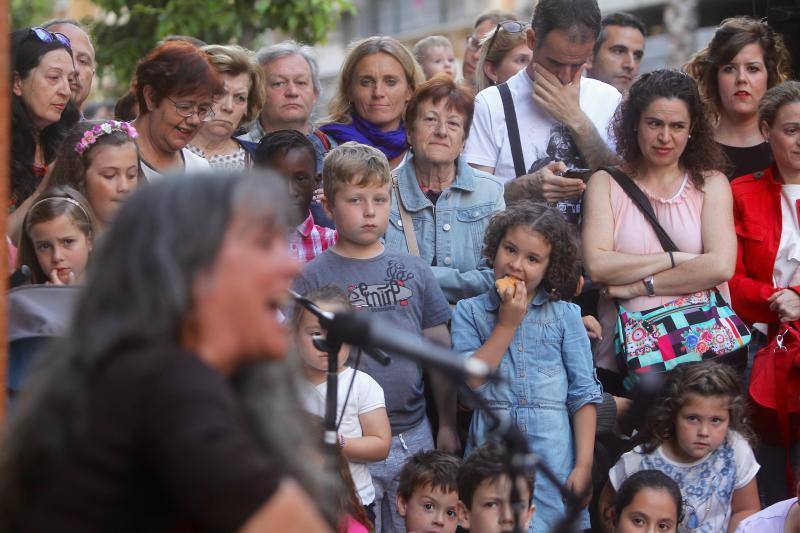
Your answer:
[292,142,452,532]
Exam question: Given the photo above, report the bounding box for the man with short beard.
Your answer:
[43,19,95,113]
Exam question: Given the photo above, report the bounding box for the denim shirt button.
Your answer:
[443,256,452,265]
[443,223,451,231]
[397,218,403,227]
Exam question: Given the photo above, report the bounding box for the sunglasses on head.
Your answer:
[485,20,529,57]
[27,27,72,50]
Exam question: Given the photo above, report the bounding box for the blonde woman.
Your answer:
[320,36,424,168]
[188,44,265,169]
[475,20,532,92]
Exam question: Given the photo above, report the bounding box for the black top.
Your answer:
[21,346,282,533]
[720,141,773,181]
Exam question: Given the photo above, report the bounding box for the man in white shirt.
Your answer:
[464,0,621,220]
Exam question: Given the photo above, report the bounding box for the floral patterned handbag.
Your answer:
[602,166,752,389]
[615,290,751,386]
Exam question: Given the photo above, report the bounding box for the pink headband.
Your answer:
[74,120,138,155]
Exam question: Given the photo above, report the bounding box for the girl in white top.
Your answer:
[292,286,391,508]
[599,362,761,533]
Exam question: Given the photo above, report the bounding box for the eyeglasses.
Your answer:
[166,96,215,122]
[484,20,529,57]
[28,27,72,50]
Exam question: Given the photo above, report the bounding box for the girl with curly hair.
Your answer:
[599,362,760,532]
[685,17,792,180]
[451,201,603,532]
[582,69,738,394]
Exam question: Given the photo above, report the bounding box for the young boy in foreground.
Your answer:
[293,141,453,532]
[457,443,536,533]
[396,450,461,533]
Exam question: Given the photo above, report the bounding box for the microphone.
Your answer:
[289,290,497,382]
[291,290,391,366]
[9,265,31,289]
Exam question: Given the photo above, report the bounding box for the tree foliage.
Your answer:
[91,0,354,91]
[11,0,56,32]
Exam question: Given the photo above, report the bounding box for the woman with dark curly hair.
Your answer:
[452,201,603,532]
[599,362,759,532]
[9,27,80,240]
[582,69,737,394]
[685,17,792,180]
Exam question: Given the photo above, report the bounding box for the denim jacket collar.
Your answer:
[396,154,477,212]
[483,286,551,311]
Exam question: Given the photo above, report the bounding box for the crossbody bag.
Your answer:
[602,167,751,387]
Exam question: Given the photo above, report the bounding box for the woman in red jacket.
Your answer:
[731,80,800,505]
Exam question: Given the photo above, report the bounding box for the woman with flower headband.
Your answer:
[50,120,143,230]
[9,27,81,240]
[16,185,97,285]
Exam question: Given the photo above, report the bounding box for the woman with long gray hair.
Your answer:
[0,171,333,531]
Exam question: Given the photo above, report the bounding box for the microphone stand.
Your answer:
[289,291,583,532]
[457,383,584,533]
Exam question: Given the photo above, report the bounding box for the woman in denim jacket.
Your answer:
[452,203,602,532]
[384,75,505,303]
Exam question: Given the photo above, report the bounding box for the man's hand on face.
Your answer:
[532,63,583,128]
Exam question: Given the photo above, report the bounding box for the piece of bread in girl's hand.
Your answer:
[495,276,519,297]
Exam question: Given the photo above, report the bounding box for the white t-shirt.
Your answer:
[141,147,211,182]
[464,67,620,181]
[300,367,385,505]
[609,431,759,533]
[774,184,800,287]
[464,68,620,224]
[735,497,797,532]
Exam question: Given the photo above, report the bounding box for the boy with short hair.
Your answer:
[396,450,461,533]
[254,129,336,263]
[293,141,454,533]
[457,443,536,533]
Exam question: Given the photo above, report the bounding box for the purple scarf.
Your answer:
[320,114,408,160]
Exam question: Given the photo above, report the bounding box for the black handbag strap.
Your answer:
[498,82,526,178]
[602,166,680,252]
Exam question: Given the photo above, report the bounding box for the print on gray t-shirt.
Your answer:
[293,249,451,434]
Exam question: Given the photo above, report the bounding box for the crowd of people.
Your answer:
[2,0,800,531]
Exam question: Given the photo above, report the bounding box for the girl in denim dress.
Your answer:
[452,202,603,532]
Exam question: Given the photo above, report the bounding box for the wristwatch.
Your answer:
[643,275,655,296]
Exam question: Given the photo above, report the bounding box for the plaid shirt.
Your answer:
[289,211,337,264]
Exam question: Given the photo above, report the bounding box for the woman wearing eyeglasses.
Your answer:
[187,45,264,169]
[9,27,80,241]
[132,41,224,181]
[475,21,533,92]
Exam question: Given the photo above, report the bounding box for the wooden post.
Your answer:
[0,0,11,425]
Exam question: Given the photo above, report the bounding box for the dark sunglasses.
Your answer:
[27,27,72,50]
[485,20,528,57]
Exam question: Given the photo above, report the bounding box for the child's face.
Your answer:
[421,46,456,79]
[669,393,730,462]
[84,142,139,227]
[458,475,534,533]
[270,147,319,226]
[397,484,459,533]
[615,487,678,533]
[30,213,92,284]
[492,226,551,298]
[294,302,350,374]
[324,181,390,248]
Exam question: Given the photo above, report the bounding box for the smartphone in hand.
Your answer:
[563,168,593,182]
